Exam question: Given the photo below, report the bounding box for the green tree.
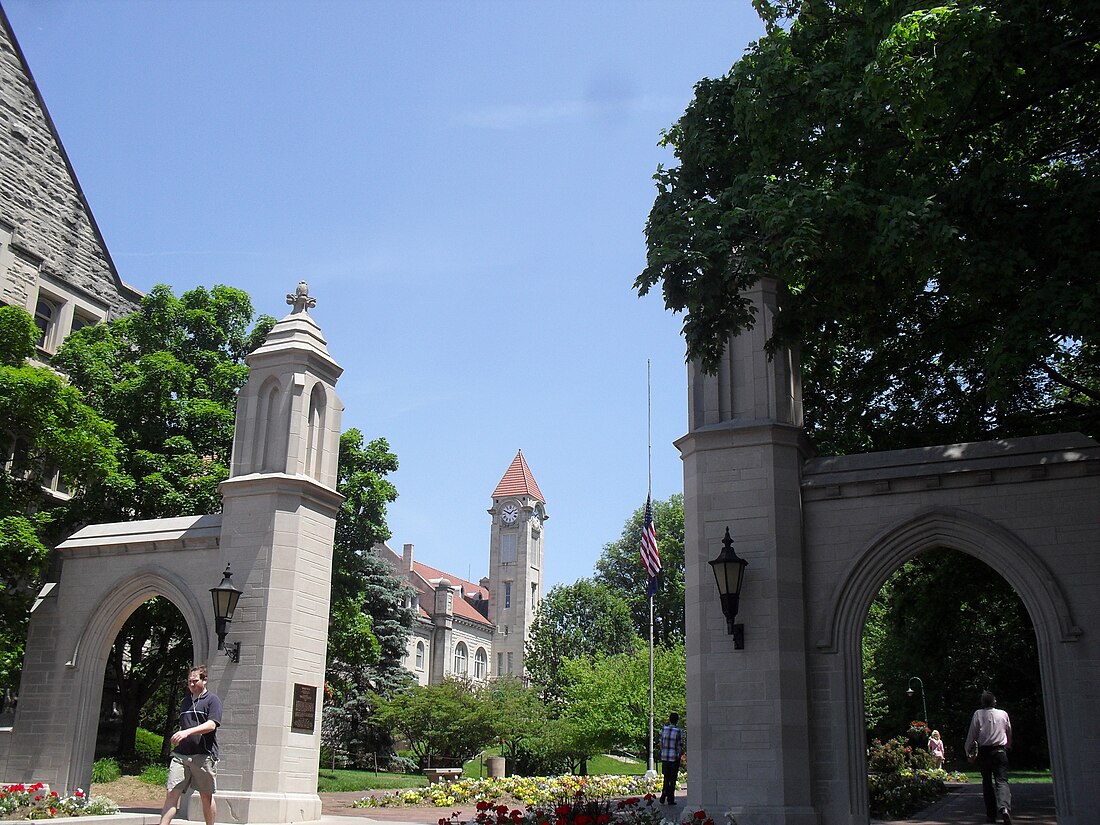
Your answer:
[560,641,686,773]
[0,306,123,692]
[594,494,685,645]
[371,678,492,768]
[524,579,640,704]
[479,675,547,776]
[638,0,1100,454]
[322,429,410,767]
[53,284,274,522]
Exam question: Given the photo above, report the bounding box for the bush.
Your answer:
[139,764,169,786]
[134,728,165,765]
[384,755,419,774]
[91,758,121,784]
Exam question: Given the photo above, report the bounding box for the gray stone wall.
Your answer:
[0,9,140,319]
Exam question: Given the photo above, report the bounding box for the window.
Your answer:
[70,311,96,334]
[501,533,517,564]
[415,641,425,671]
[497,652,503,676]
[531,582,538,608]
[504,581,512,609]
[454,642,468,676]
[507,652,514,674]
[475,648,487,680]
[34,298,56,348]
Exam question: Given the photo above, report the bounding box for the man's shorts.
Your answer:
[167,752,217,795]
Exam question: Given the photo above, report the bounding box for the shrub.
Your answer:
[134,728,165,765]
[91,758,121,784]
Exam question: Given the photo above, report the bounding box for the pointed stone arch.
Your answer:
[813,507,1081,823]
[61,568,210,795]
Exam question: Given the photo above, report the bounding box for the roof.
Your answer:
[491,450,545,503]
[374,543,493,629]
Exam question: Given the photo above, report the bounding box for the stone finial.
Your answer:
[286,281,317,314]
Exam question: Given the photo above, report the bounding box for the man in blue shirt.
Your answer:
[159,665,223,825]
[658,712,684,805]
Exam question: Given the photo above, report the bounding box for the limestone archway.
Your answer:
[815,508,1077,822]
[66,569,211,794]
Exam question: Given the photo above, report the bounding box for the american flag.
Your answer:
[640,495,661,595]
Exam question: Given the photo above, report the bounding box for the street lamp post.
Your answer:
[906,676,928,725]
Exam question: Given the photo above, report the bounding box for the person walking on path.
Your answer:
[965,690,1013,825]
[658,712,684,805]
[928,730,945,769]
[159,665,223,825]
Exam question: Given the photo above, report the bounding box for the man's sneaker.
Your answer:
[1000,807,1012,825]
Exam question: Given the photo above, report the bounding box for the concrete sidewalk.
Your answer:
[118,781,1057,825]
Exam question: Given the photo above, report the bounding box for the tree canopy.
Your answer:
[524,579,639,704]
[53,284,274,521]
[594,494,684,645]
[638,0,1100,454]
[0,306,123,691]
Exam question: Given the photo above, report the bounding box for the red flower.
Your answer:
[555,806,572,817]
[75,790,85,798]
[693,811,708,819]
[477,801,491,811]
[575,815,592,825]
[596,815,610,824]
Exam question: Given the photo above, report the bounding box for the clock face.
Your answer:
[501,503,519,524]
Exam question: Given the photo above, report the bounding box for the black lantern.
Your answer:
[210,564,243,662]
[709,527,749,649]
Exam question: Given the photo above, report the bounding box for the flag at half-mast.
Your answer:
[640,495,661,596]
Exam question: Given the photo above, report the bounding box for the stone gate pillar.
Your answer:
[676,276,818,825]
[206,283,344,824]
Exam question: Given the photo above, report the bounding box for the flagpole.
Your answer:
[647,359,656,777]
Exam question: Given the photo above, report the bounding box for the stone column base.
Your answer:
[191,790,321,824]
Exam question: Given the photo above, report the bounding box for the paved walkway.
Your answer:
[870,782,1056,824]
[121,781,1058,824]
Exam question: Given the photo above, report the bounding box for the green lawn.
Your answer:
[960,769,1052,784]
[316,752,650,792]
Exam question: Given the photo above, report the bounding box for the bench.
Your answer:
[424,767,464,784]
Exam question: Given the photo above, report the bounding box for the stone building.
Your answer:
[0,6,141,356]
[379,450,547,684]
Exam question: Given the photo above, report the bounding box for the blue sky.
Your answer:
[5,1,764,588]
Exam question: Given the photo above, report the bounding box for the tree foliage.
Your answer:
[560,641,686,769]
[524,579,640,704]
[594,494,684,645]
[0,306,123,691]
[371,678,492,767]
[638,0,1100,454]
[322,428,410,766]
[53,284,274,522]
[863,548,1046,767]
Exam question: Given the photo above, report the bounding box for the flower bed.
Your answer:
[354,774,666,810]
[0,784,119,820]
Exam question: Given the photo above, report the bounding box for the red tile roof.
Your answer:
[375,544,493,628]
[491,450,545,503]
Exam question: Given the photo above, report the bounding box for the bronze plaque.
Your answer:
[291,683,317,733]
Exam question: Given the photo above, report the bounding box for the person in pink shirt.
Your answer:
[927,729,945,769]
[964,690,1013,825]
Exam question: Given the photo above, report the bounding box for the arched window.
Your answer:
[415,641,425,671]
[34,298,56,348]
[453,642,468,676]
[474,648,488,680]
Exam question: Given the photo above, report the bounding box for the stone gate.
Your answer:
[0,285,344,825]
[680,277,1099,825]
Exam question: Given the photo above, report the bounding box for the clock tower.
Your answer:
[487,450,546,678]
